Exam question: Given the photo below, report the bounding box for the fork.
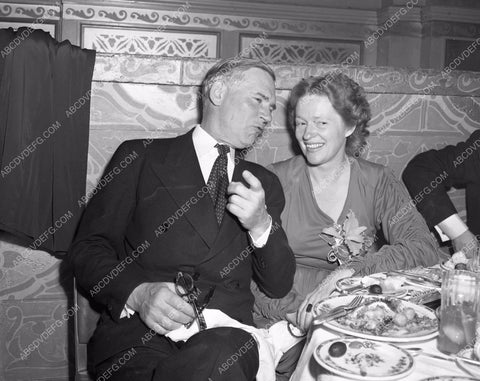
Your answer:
[316,295,364,318]
[313,296,364,326]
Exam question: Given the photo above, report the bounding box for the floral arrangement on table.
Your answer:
[320,210,373,265]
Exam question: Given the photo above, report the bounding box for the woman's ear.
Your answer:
[345,125,356,138]
[208,80,227,106]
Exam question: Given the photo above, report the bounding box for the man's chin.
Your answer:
[239,137,257,150]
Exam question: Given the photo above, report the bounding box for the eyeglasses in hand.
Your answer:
[174,271,215,331]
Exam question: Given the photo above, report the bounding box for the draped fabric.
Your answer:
[0,28,96,253]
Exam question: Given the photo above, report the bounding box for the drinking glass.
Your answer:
[468,246,480,273]
[437,270,480,355]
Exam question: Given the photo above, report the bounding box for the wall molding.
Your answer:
[0,2,60,19]
[63,0,378,25]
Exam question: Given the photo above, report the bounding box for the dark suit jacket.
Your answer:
[69,129,295,364]
[402,130,480,236]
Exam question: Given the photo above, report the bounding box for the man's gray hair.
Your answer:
[201,58,275,100]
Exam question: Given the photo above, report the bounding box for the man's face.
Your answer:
[216,68,276,149]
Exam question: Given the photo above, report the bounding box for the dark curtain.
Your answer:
[0,28,96,253]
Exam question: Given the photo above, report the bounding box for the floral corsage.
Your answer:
[320,210,373,265]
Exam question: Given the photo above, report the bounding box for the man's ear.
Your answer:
[209,80,227,106]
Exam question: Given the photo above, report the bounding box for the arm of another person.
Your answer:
[227,169,295,298]
[69,141,194,332]
[349,167,440,276]
[402,131,480,252]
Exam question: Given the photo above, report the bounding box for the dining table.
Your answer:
[290,324,479,380]
[289,268,480,381]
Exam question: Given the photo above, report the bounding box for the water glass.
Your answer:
[468,246,480,273]
[437,270,480,355]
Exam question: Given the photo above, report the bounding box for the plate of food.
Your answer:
[336,274,408,298]
[314,338,414,380]
[314,295,438,342]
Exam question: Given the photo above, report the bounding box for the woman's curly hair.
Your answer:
[287,73,371,157]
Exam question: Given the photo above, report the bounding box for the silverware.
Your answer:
[313,296,364,325]
[455,355,480,367]
[388,270,442,288]
[407,348,480,367]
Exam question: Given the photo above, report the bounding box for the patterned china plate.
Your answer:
[314,338,414,380]
[315,295,438,342]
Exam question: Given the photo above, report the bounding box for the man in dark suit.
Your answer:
[402,130,480,256]
[69,58,295,381]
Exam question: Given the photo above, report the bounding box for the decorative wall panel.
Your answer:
[0,299,71,381]
[240,34,361,64]
[0,231,72,381]
[83,26,218,57]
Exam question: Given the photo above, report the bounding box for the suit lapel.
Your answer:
[149,130,218,248]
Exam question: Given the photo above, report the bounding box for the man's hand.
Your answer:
[126,282,196,335]
[453,229,479,258]
[227,170,270,239]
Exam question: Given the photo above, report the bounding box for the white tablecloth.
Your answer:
[290,325,479,381]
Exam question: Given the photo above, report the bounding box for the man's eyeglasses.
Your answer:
[175,271,215,331]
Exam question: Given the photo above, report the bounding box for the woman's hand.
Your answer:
[294,283,335,332]
[288,267,356,332]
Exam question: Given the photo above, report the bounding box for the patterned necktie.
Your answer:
[207,144,230,225]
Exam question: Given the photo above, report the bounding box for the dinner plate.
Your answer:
[336,275,408,298]
[314,295,438,342]
[314,338,414,380]
[419,377,478,381]
[456,348,480,378]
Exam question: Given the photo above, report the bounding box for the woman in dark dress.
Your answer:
[252,73,439,332]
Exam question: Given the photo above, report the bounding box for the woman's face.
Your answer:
[294,94,355,167]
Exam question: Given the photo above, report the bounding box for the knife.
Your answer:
[388,270,441,288]
[313,308,348,325]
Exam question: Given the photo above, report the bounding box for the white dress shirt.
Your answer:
[192,125,272,246]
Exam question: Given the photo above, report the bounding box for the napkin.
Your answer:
[166,309,303,381]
